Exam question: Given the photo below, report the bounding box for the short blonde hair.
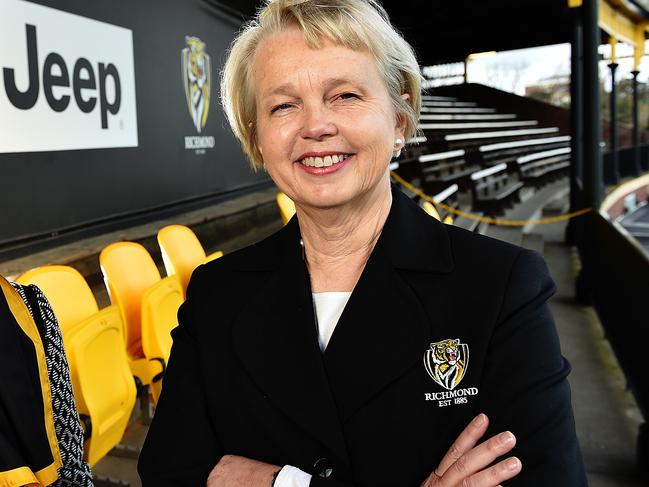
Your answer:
[220,0,422,170]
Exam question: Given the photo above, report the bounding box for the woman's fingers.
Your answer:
[441,431,519,486]
[423,415,522,487]
[459,456,522,487]
[434,413,490,477]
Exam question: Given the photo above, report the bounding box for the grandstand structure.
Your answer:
[2,0,649,486]
[391,91,571,223]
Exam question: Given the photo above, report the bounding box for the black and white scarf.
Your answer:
[1,280,94,486]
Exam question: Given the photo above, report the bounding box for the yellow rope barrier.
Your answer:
[390,171,592,226]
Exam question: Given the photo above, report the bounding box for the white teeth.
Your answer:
[300,154,351,167]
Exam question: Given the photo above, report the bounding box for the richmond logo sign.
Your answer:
[0,0,138,153]
[181,35,215,154]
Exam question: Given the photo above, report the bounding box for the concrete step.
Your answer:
[542,186,570,216]
[521,232,544,255]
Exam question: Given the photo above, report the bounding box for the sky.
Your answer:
[461,42,649,96]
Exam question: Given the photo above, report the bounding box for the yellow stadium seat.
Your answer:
[140,275,183,402]
[443,214,454,225]
[16,265,142,465]
[276,192,296,225]
[204,250,224,264]
[99,241,164,412]
[421,201,441,221]
[16,265,99,336]
[157,224,223,296]
[65,305,137,466]
[100,242,161,360]
[100,241,185,407]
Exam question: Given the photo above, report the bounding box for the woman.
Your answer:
[138,1,585,485]
[0,275,93,486]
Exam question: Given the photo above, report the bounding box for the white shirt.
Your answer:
[274,291,352,487]
[313,291,352,352]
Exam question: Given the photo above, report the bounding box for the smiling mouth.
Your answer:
[299,154,353,168]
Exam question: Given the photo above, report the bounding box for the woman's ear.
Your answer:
[395,93,411,140]
[249,121,263,156]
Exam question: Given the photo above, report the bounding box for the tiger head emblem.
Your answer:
[181,36,211,133]
[424,338,469,391]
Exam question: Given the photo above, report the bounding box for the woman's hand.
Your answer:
[421,414,522,487]
[207,455,279,487]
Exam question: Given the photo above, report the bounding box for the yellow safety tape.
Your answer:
[390,171,592,226]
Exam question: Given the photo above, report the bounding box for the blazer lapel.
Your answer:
[323,186,455,423]
[322,245,431,423]
[231,221,350,467]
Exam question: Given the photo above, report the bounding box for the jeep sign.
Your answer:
[0,0,138,152]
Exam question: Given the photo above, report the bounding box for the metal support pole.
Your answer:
[575,0,602,302]
[583,0,603,209]
[566,10,583,244]
[632,70,642,175]
[608,62,619,183]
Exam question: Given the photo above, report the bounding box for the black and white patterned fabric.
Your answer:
[12,283,94,487]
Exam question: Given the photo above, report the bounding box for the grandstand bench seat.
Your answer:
[519,156,570,185]
[421,161,479,194]
[470,163,523,214]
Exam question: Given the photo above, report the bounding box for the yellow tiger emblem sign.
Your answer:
[181,36,211,134]
[424,339,469,391]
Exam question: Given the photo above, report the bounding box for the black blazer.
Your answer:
[138,187,586,486]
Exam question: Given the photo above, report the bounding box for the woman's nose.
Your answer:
[300,105,338,140]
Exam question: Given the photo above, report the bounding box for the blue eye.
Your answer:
[339,92,359,100]
[271,103,292,113]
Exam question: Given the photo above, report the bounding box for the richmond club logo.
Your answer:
[424,338,469,391]
[181,36,211,134]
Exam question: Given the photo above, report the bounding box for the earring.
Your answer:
[393,138,403,159]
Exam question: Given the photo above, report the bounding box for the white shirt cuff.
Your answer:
[274,465,313,487]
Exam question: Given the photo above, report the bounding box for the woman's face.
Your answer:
[251,27,407,210]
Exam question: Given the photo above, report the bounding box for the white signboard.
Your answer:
[0,0,138,152]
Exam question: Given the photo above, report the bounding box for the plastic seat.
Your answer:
[16,265,99,336]
[421,201,442,221]
[276,192,296,225]
[100,241,182,405]
[99,242,165,403]
[100,242,161,360]
[65,305,137,466]
[157,224,223,296]
[16,265,100,378]
[141,275,184,402]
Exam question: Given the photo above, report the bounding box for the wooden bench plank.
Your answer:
[516,146,571,164]
[479,135,570,153]
[419,150,465,163]
[471,162,508,180]
[445,127,559,142]
[422,101,478,107]
[432,184,459,203]
[420,107,496,113]
[419,114,517,121]
[421,95,457,101]
[419,120,538,130]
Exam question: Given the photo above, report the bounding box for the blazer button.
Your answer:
[313,457,333,478]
